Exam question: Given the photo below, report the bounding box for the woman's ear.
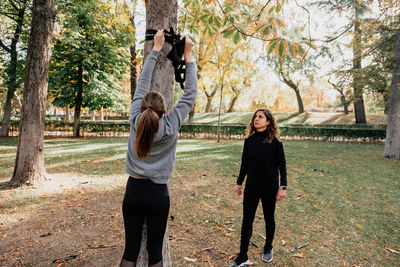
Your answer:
[164,109,167,114]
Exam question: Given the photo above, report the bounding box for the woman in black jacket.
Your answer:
[229,109,287,267]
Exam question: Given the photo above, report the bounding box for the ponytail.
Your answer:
[136,91,166,159]
[136,108,160,159]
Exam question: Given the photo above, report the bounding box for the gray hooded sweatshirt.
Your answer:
[125,50,198,184]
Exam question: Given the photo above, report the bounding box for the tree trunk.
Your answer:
[73,63,83,137]
[188,103,195,123]
[90,110,95,121]
[340,94,349,114]
[217,83,224,143]
[143,0,176,111]
[0,91,14,137]
[384,21,400,159]
[129,1,138,101]
[10,0,56,187]
[0,0,28,137]
[204,86,217,113]
[294,88,304,113]
[280,72,304,113]
[130,44,137,100]
[14,92,23,112]
[227,95,238,112]
[99,107,104,121]
[134,0,177,265]
[65,106,70,121]
[205,97,213,113]
[353,5,367,123]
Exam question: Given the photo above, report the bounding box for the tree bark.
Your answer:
[228,94,238,113]
[65,105,70,121]
[73,63,83,137]
[90,110,95,121]
[353,5,367,123]
[14,92,22,112]
[204,86,217,113]
[130,44,137,100]
[10,0,56,187]
[217,83,224,143]
[384,20,400,159]
[188,103,195,123]
[99,107,104,121]
[280,72,304,113]
[134,1,177,265]
[143,0,176,111]
[0,0,28,137]
[340,94,349,114]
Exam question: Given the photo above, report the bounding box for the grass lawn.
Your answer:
[186,112,387,125]
[0,137,399,266]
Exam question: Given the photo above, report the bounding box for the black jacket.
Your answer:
[237,130,287,187]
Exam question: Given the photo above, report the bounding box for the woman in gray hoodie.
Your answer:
[120,30,197,267]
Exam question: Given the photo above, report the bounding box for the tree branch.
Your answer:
[216,0,269,42]
[7,0,19,11]
[311,24,353,43]
[0,11,18,22]
[294,0,312,42]
[0,38,11,53]
[256,0,272,21]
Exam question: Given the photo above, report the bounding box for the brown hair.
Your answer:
[245,108,279,143]
[136,91,166,159]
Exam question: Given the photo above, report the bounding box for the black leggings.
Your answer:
[239,184,278,256]
[122,177,170,265]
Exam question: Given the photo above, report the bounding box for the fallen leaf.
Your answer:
[281,239,286,246]
[184,257,196,262]
[218,250,228,255]
[291,253,303,258]
[356,224,364,230]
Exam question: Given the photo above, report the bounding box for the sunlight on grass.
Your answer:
[0,137,398,266]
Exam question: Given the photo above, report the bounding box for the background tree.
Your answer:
[10,0,56,186]
[384,16,400,159]
[314,0,377,123]
[0,0,30,137]
[49,0,133,137]
[328,77,351,114]
[134,1,177,265]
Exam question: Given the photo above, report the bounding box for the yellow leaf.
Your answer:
[291,253,303,258]
[184,257,197,262]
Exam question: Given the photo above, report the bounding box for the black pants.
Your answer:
[239,184,278,256]
[122,177,170,265]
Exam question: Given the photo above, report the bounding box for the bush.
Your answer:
[7,120,386,141]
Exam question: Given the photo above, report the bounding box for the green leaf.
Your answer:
[277,40,286,58]
[266,38,279,54]
[297,44,305,57]
[233,31,241,44]
[304,41,317,50]
[199,14,209,21]
[262,26,270,38]
[222,27,236,38]
[287,42,295,57]
[268,7,274,14]
[214,16,222,28]
[255,24,265,33]
[208,15,214,24]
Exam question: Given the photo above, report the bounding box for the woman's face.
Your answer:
[253,110,270,131]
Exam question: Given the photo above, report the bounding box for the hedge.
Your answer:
[7,120,386,141]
